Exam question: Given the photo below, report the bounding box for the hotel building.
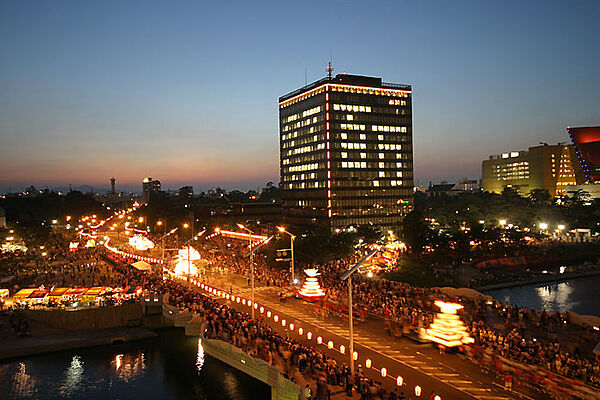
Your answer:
[481,144,584,197]
[278,73,414,230]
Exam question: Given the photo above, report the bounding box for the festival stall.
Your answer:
[47,287,69,304]
[26,289,49,305]
[63,287,88,304]
[81,287,107,304]
[124,286,143,299]
[13,288,36,303]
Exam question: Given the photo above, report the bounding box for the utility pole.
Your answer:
[341,249,378,375]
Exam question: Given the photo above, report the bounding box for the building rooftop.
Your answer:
[279,73,411,102]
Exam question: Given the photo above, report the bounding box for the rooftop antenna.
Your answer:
[327,49,334,79]
[304,67,307,86]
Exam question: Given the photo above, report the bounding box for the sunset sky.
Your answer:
[1,1,599,193]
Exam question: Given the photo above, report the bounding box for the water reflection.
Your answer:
[0,329,270,400]
[486,275,600,316]
[112,350,146,382]
[60,355,84,397]
[535,281,576,313]
[11,362,36,399]
[196,338,204,372]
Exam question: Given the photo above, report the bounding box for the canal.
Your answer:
[0,328,269,400]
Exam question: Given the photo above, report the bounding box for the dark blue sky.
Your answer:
[1,0,599,193]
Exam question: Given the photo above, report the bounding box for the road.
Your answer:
[185,270,541,400]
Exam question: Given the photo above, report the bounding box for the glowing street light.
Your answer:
[238,223,256,319]
[557,224,565,230]
[499,219,507,226]
[539,222,548,230]
[277,226,296,285]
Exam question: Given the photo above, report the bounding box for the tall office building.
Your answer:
[279,73,414,230]
[110,177,116,194]
[142,177,161,203]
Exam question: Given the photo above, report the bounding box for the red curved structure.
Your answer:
[567,126,600,183]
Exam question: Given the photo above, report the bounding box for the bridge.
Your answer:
[161,296,301,400]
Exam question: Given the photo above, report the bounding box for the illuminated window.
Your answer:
[360,152,366,159]
[360,134,366,140]
[341,133,347,140]
[378,135,384,141]
[379,171,385,177]
[379,153,385,159]
[341,152,348,159]
[379,162,385,168]
[346,114,353,121]
[373,180,379,187]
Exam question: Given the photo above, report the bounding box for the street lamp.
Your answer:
[539,222,548,230]
[238,223,256,319]
[499,219,507,227]
[277,226,296,285]
[341,249,378,375]
[157,220,166,270]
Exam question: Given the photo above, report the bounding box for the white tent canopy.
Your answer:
[131,260,152,271]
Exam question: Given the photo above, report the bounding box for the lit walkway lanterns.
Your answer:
[277,226,296,285]
[341,249,378,374]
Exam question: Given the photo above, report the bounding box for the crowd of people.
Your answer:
[198,237,600,392]
[3,226,600,397]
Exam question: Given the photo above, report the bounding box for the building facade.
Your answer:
[279,74,414,230]
[482,144,584,197]
[567,126,600,183]
[142,177,161,203]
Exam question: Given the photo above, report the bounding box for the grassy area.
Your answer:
[382,258,448,287]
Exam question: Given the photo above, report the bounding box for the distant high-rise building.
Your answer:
[481,144,585,197]
[142,177,161,203]
[567,126,600,183]
[279,73,414,230]
[110,177,116,194]
[0,205,6,229]
[178,186,194,197]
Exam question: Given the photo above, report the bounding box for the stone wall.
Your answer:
[20,303,144,331]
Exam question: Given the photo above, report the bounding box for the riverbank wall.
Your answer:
[0,326,157,361]
[476,268,600,291]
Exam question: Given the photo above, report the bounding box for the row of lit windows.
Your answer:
[378,143,402,150]
[280,87,325,108]
[340,142,367,150]
[333,104,372,113]
[284,182,326,189]
[372,125,408,133]
[339,161,409,169]
[388,99,407,106]
[282,134,324,149]
[340,123,366,131]
[330,85,409,98]
[283,153,325,167]
[286,163,320,173]
[337,170,404,178]
[341,161,367,168]
[282,116,320,132]
[337,133,411,144]
[283,172,317,182]
[286,143,325,156]
[282,124,324,140]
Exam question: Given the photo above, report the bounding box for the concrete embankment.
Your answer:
[476,268,600,291]
[0,327,157,361]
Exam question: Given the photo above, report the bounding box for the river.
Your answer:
[485,275,600,317]
[0,328,269,400]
